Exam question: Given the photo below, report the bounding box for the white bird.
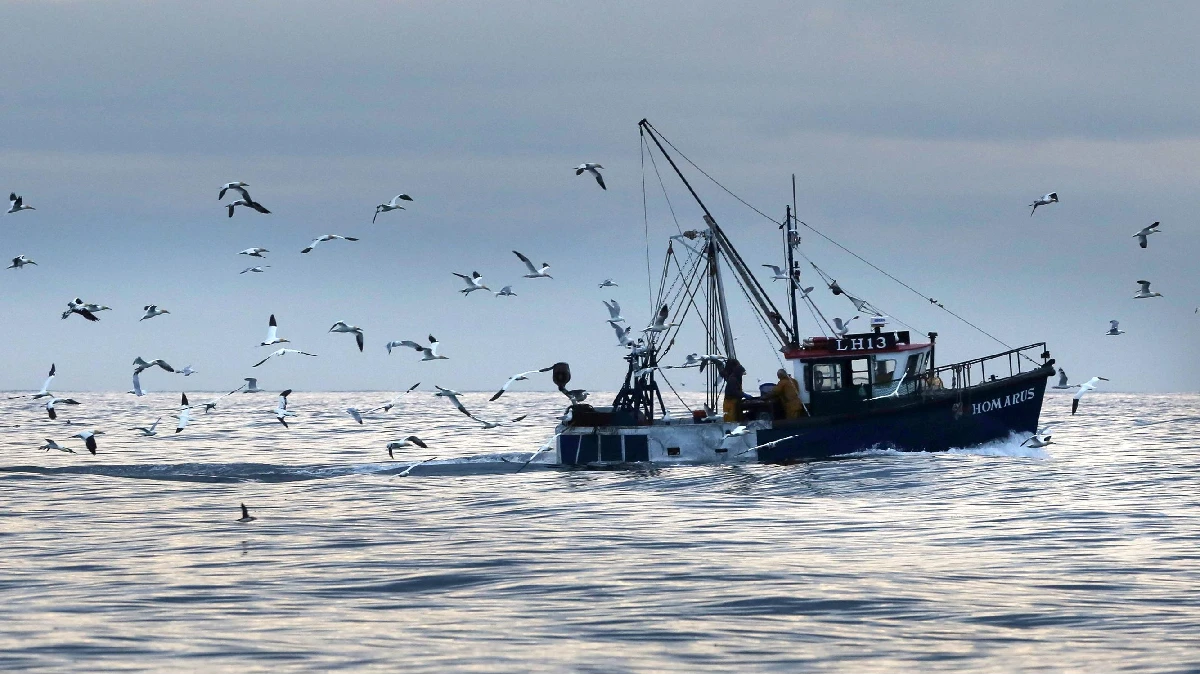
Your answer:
[386,436,428,458]
[495,285,517,297]
[130,418,161,437]
[301,234,359,254]
[468,413,528,430]
[69,429,102,455]
[39,439,76,454]
[513,250,552,278]
[253,348,318,368]
[226,199,270,217]
[328,321,365,352]
[1029,191,1058,216]
[80,302,112,314]
[133,357,175,375]
[242,377,263,393]
[239,247,268,258]
[396,456,435,477]
[240,266,270,274]
[434,385,472,417]
[373,194,413,223]
[762,264,789,281]
[387,334,446,360]
[344,390,411,423]
[218,182,250,201]
[598,278,618,288]
[237,503,257,523]
[575,163,606,190]
[177,365,197,376]
[273,389,296,427]
[175,393,191,434]
[453,271,491,295]
[191,383,246,413]
[7,192,35,213]
[1021,430,1054,448]
[1106,320,1125,336]
[259,314,289,346]
[1072,376,1109,415]
[832,316,859,338]
[61,298,101,322]
[9,363,56,400]
[140,304,170,321]
[603,299,624,323]
[610,320,634,347]
[1051,368,1077,390]
[1134,280,1162,299]
[723,425,751,439]
[490,367,553,401]
[7,255,36,269]
[1132,222,1160,249]
[644,304,678,333]
[130,371,146,397]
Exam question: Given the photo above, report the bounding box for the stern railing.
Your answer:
[931,343,1050,390]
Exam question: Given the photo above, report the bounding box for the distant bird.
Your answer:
[133,357,174,374]
[140,304,170,321]
[7,192,35,213]
[328,321,365,352]
[301,234,358,254]
[453,271,491,295]
[598,278,618,288]
[723,425,751,439]
[762,264,789,282]
[1029,192,1058,216]
[513,250,552,278]
[434,386,473,417]
[1106,320,1125,336]
[1133,222,1161,249]
[610,320,634,347]
[8,363,56,400]
[253,348,317,368]
[239,247,269,258]
[177,365,197,376]
[175,393,191,433]
[218,182,250,201]
[603,299,624,323]
[396,456,435,477]
[237,503,257,523]
[494,286,517,297]
[832,316,859,338]
[7,255,36,269]
[44,396,80,420]
[240,266,270,274]
[80,301,112,314]
[226,199,270,218]
[386,334,446,360]
[373,194,413,223]
[273,389,295,427]
[386,436,428,458]
[644,304,678,333]
[490,367,553,401]
[39,439,76,454]
[1051,368,1077,390]
[130,418,161,437]
[353,382,422,420]
[61,298,100,322]
[575,163,606,190]
[70,429,102,455]
[1134,280,1162,299]
[560,387,588,404]
[191,383,246,413]
[130,371,146,397]
[1021,431,1054,448]
[259,314,289,346]
[1071,376,1109,415]
[469,413,528,429]
[242,377,263,393]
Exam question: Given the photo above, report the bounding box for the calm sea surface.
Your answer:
[2,390,1199,672]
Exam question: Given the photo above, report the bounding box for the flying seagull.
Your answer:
[386,335,446,360]
[253,348,317,368]
[434,386,473,417]
[273,389,295,427]
[494,286,517,297]
[242,377,263,393]
[1051,368,1077,390]
[40,439,76,454]
[832,316,860,338]
[328,321,365,352]
[61,298,100,322]
[7,255,36,269]
[301,234,359,254]
[240,266,270,274]
[131,371,146,397]
[603,299,624,323]
[218,182,250,201]
[7,193,35,213]
[386,436,428,458]
[140,305,170,321]
[1029,192,1058,216]
[513,250,552,278]
[175,393,191,433]
[45,396,80,420]
[130,418,161,437]
[611,320,635,347]
[644,304,679,333]
[468,413,528,430]
[177,365,197,376]
[762,264,790,282]
[226,199,270,218]
[70,429,102,455]
[1021,430,1054,448]
[1071,376,1109,415]
[1134,280,1162,299]
[598,278,618,288]
[373,194,413,223]
[260,314,289,346]
[239,247,268,258]
[237,503,257,523]
[453,271,491,295]
[1106,320,1125,336]
[575,163,606,190]
[1133,222,1161,249]
[490,367,553,401]
[133,357,174,374]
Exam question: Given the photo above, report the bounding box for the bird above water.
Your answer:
[328,321,365,352]
[133,357,174,375]
[253,348,317,368]
[237,503,257,523]
[39,439,76,454]
[1072,377,1109,415]
[386,334,446,360]
[130,418,161,437]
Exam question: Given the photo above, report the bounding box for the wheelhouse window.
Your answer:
[904,353,924,377]
[851,358,871,386]
[812,363,842,391]
[874,359,897,385]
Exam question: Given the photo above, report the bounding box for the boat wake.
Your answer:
[836,433,1050,460]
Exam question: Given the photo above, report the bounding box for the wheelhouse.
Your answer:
[784,329,933,417]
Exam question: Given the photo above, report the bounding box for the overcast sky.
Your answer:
[1,1,1197,394]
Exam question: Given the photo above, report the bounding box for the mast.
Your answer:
[706,215,737,359]
[786,174,801,346]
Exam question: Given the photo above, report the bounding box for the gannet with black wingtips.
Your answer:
[598,278,618,288]
[8,363,56,400]
[130,418,161,437]
[39,439,76,454]
[328,321,365,352]
[192,383,247,413]
[226,199,270,218]
[45,396,80,420]
[140,305,170,321]
[70,429,102,455]
[239,247,268,258]
[1029,191,1058,216]
[575,163,606,190]
[453,271,491,295]
[1071,377,1109,415]
[273,389,295,427]
[490,367,553,401]
[62,298,100,322]
[253,348,317,368]
[1134,280,1162,299]
[218,182,250,201]
[7,255,36,269]
[386,335,447,360]
[7,193,35,213]
[386,436,428,458]
[494,285,517,297]
[433,386,473,417]
[513,250,552,278]
[259,314,289,346]
[301,234,359,254]
[468,413,527,430]
[133,357,174,375]
[1133,222,1160,249]
[175,394,190,433]
[373,194,413,223]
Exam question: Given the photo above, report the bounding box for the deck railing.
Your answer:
[932,343,1049,390]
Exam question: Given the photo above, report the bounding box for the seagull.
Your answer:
[598,278,618,288]
[131,371,146,397]
[434,386,473,417]
[39,439,76,454]
[513,250,552,278]
[575,163,606,190]
[8,363,56,400]
[328,321,365,352]
[762,264,789,281]
[1134,280,1162,299]
[175,393,191,433]
[240,266,270,274]
[218,182,250,201]
[239,247,269,258]
[7,255,36,269]
[237,503,257,523]
[453,271,491,295]
[490,367,553,401]
[495,286,517,297]
[253,348,318,368]
[560,387,588,404]
[1029,192,1058,216]
[140,304,170,321]
[644,304,679,333]
[1106,320,1126,336]
[832,316,860,338]
[62,298,100,322]
[469,413,528,429]
[259,314,289,346]
[242,377,263,393]
[373,194,413,223]
[603,299,624,323]
[7,192,35,213]
[45,396,80,420]
[133,357,174,374]
[610,320,634,347]
[273,389,295,427]
[1132,222,1161,249]
[386,335,446,360]
[1071,376,1109,415]
[1051,368,1077,390]
[723,425,751,439]
[301,234,359,254]
[130,418,161,437]
[70,429,102,455]
[177,365,197,376]
[386,436,428,458]
[226,199,270,218]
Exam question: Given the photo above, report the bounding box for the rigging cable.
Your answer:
[640,130,654,316]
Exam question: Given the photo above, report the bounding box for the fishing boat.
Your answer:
[549,120,1055,465]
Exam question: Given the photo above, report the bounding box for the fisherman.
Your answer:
[716,358,746,422]
[765,367,803,419]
